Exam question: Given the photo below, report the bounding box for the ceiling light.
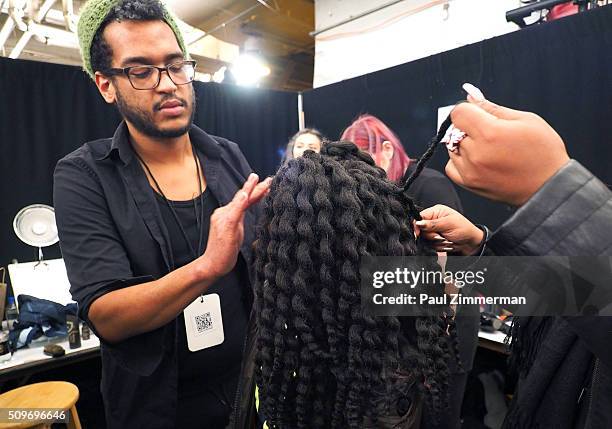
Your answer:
[231,53,271,87]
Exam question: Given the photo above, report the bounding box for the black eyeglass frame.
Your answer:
[103,60,197,90]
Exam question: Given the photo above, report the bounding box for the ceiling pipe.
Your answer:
[29,21,74,40]
[60,0,76,32]
[5,0,58,58]
[0,13,16,50]
[311,0,416,37]
[40,8,67,26]
[255,0,278,13]
[165,0,232,26]
[8,0,28,31]
[187,3,261,46]
[33,0,56,23]
[9,29,33,57]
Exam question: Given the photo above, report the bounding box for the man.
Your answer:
[54,0,270,427]
[417,91,612,428]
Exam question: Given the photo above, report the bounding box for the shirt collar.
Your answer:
[97,121,222,164]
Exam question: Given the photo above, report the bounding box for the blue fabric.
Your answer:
[8,294,77,349]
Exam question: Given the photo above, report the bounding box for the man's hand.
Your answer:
[86,174,271,343]
[446,92,570,206]
[199,173,271,279]
[416,205,484,255]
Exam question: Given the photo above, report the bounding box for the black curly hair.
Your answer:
[253,117,457,428]
[90,0,168,74]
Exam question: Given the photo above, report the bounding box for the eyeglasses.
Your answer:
[103,60,197,90]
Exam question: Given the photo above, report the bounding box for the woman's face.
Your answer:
[292,133,321,158]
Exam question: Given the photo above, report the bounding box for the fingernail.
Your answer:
[433,235,446,241]
[443,247,454,252]
[415,221,426,226]
[249,173,258,181]
[462,83,485,102]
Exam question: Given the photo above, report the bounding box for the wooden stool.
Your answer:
[0,381,81,429]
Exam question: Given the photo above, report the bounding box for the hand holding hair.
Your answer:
[416,205,484,255]
[445,84,570,206]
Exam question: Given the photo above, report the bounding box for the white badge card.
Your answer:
[183,293,225,352]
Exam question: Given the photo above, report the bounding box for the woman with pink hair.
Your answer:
[341,114,463,212]
[342,114,476,429]
[341,114,410,182]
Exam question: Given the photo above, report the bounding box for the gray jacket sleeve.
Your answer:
[488,160,612,256]
[488,160,612,366]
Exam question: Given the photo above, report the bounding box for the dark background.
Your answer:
[303,5,612,229]
[2,5,612,273]
[0,58,298,269]
[1,5,611,428]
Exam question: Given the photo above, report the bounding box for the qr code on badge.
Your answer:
[194,312,213,333]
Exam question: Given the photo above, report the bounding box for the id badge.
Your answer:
[183,293,225,352]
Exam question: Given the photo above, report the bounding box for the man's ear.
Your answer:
[382,140,395,161]
[95,71,116,104]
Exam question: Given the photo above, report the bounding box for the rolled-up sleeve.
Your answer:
[53,157,153,334]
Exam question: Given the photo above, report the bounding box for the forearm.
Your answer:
[88,256,216,343]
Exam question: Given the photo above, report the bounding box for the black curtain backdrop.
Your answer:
[303,5,612,230]
[2,4,612,279]
[0,57,297,270]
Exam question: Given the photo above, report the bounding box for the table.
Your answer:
[0,336,100,387]
[477,330,509,355]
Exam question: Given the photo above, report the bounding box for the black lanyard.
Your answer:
[134,144,206,263]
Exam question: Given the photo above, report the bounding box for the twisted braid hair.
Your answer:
[254,119,455,428]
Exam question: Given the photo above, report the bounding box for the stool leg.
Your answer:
[67,405,82,429]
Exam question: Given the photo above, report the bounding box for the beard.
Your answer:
[115,86,196,139]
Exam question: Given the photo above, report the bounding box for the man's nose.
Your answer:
[156,69,177,92]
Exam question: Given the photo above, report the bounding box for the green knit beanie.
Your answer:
[77,0,188,80]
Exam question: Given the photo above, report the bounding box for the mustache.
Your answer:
[153,96,189,112]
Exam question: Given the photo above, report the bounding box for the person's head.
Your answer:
[283,128,325,163]
[341,114,411,182]
[292,129,324,158]
[78,0,195,139]
[254,142,453,428]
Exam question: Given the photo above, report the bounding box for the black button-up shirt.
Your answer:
[53,122,258,428]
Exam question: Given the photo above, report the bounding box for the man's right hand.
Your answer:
[199,173,271,279]
[446,94,570,206]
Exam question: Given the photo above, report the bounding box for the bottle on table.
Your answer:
[5,297,18,331]
[81,323,91,341]
[67,314,81,349]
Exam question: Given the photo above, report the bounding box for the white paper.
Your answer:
[7,258,74,307]
[437,104,455,130]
